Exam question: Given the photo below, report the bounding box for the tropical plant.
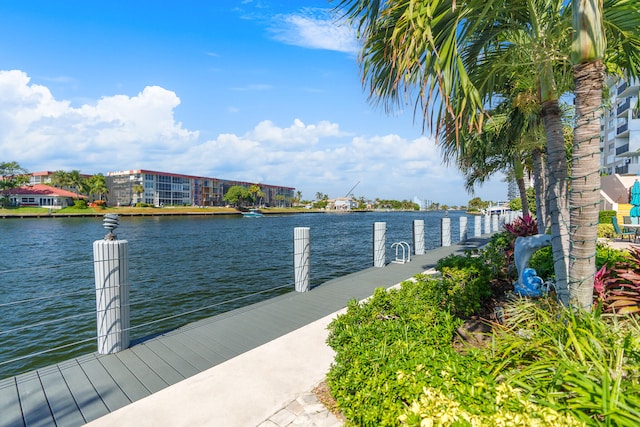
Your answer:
[594,248,640,314]
[504,215,539,238]
[132,184,144,204]
[248,184,265,206]
[491,297,640,425]
[332,0,574,303]
[85,173,109,202]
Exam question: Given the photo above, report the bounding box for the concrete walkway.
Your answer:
[85,309,344,427]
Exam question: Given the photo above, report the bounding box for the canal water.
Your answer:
[0,210,464,379]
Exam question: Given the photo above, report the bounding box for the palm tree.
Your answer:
[569,0,640,310]
[86,173,109,202]
[334,0,575,302]
[132,184,144,205]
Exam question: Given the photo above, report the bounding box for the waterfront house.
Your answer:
[1,184,86,208]
[328,197,358,210]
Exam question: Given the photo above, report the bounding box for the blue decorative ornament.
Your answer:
[515,268,544,297]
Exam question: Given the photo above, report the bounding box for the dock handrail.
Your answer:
[391,241,411,264]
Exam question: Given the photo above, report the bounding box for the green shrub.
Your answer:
[73,199,87,209]
[435,254,493,317]
[526,243,627,280]
[490,298,640,426]
[327,283,468,426]
[528,246,554,280]
[599,210,616,224]
[595,243,629,269]
[598,223,615,238]
[478,232,514,280]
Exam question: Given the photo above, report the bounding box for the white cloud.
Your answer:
[0,70,499,204]
[270,9,360,54]
[0,70,198,171]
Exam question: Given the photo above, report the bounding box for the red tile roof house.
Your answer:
[1,184,87,209]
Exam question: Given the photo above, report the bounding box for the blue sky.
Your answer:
[0,0,506,205]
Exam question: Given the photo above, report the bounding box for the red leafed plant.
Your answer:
[504,214,539,238]
[593,248,640,315]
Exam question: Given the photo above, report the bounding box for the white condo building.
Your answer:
[601,76,640,176]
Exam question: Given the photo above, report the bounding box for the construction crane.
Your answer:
[345,181,360,198]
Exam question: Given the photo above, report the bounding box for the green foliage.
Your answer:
[0,161,29,193]
[490,298,640,426]
[596,243,630,269]
[223,185,251,207]
[467,197,489,212]
[478,232,514,280]
[594,248,640,315]
[529,243,628,281]
[326,283,472,426]
[313,200,328,209]
[599,210,617,224]
[598,223,615,238]
[73,199,88,209]
[508,197,522,212]
[508,188,537,215]
[435,254,493,318]
[529,246,554,280]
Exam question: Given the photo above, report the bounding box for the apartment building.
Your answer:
[601,76,640,175]
[106,169,294,208]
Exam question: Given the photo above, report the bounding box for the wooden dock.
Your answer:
[0,238,489,427]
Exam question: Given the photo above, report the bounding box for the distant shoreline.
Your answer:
[0,208,445,219]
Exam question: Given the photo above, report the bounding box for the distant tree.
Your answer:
[0,161,29,206]
[86,173,109,202]
[295,190,302,205]
[467,197,489,212]
[248,184,265,206]
[52,170,87,198]
[274,194,286,208]
[0,161,29,190]
[51,170,71,188]
[133,184,145,204]
[223,185,251,208]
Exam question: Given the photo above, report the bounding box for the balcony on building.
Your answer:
[617,122,629,136]
[618,79,639,98]
[617,98,631,117]
[615,164,629,174]
[616,144,630,156]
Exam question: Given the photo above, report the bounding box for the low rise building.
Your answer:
[1,184,87,208]
[106,169,294,208]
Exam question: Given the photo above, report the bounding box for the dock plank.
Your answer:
[95,354,150,402]
[80,356,132,413]
[58,360,109,423]
[140,340,200,378]
[0,377,24,427]
[128,345,185,385]
[15,371,54,427]
[113,351,168,394]
[151,336,215,371]
[37,365,85,427]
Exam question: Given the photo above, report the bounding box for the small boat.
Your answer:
[242,209,264,218]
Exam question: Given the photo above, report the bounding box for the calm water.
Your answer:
[0,210,463,378]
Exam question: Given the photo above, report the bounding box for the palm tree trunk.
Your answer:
[532,147,548,234]
[514,153,530,217]
[570,61,605,311]
[541,99,570,305]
